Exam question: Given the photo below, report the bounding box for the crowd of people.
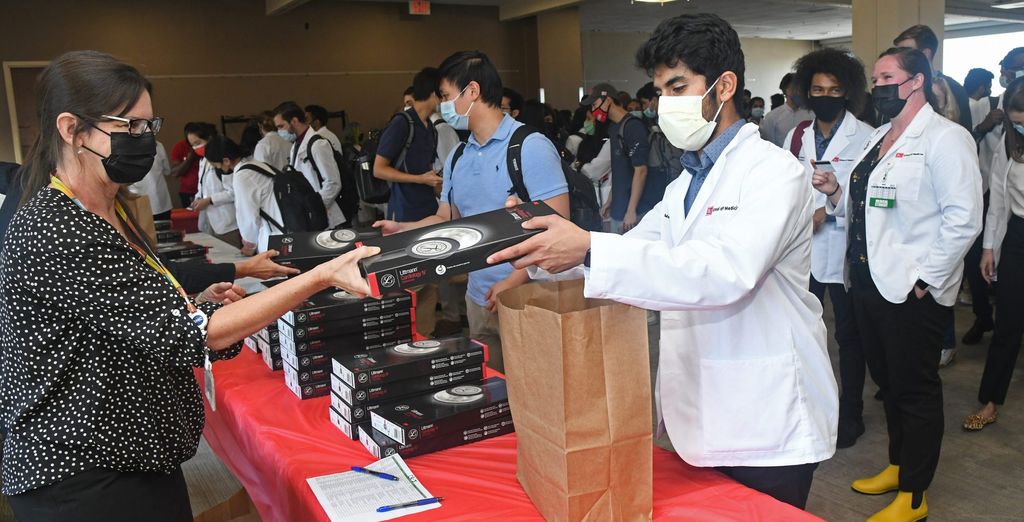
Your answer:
[1,11,1023,522]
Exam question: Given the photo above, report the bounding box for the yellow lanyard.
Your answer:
[49,176,197,314]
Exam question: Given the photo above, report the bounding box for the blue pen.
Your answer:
[377,497,444,512]
[351,466,399,481]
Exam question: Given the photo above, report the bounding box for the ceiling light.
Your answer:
[993,1,1024,9]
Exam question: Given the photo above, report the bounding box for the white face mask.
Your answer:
[656,76,725,151]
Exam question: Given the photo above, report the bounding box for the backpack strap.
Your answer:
[305,133,326,186]
[445,142,467,204]
[393,111,416,171]
[236,164,287,233]
[505,125,539,202]
[617,115,644,159]
[789,119,813,158]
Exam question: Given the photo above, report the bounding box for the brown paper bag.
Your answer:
[497,279,652,521]
[119,192,156,248]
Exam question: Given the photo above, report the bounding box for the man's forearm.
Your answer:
[627,166,647,213]
[375,164,429,185]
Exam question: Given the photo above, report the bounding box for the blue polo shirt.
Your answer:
[377,108,438,221]
[441,114,568,306]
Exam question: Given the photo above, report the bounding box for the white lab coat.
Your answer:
[829,104,982,306]
[978,94,1004,194]
[254,132,291,171]
[291,129,345,228]
[580,139,612,206]
[317,126,343,153]
[232,158,285,253]
[585,123,838,468]
[129,141,173,216]
[195,157,238,235]
[983,138,1020,272]
[785,112,875,284]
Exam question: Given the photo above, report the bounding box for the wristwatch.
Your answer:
[583,249,592,268]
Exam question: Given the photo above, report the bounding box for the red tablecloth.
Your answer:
[199,350,822,521]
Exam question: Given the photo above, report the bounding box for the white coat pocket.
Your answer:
[895,163,925,202]
[700,352,801,453]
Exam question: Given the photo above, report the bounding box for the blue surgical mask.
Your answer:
[751,107,765,119]
[629,110,643,119]
[439,85,473,131]
[1014,122,1024,137]
[643,107,657,119]
[278,129,296,142]
[1000,69,1024,89]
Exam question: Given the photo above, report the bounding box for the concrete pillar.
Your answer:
[852,0,945,74]
[535,7,583,110]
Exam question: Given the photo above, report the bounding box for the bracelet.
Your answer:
[826,184,840,197]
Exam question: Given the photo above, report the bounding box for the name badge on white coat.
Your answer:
[868,183,896,209]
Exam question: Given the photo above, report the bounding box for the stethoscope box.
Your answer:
[279,288,414,327]
[332,337,488,391]
[330,363,486,408]
[267,226,382,273]
[359,201,558,296]
[370,377,510,446]
[359,414,514,459]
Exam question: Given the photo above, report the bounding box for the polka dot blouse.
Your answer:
[0,187,242,495]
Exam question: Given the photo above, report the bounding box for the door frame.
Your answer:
[3,61,49,164]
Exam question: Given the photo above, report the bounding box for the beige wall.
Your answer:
[0,0,540,163]
[536,6,583,110]
[853,0,946,75]
[582,31,814,102]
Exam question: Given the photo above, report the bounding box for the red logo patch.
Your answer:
[706,207,714,216]
[895,153,904,158]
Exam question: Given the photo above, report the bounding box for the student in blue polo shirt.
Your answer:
[374,67,444,221]
[374,51,569,372]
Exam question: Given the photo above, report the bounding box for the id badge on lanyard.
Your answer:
[868,183,897,208]
[869,161,897,208]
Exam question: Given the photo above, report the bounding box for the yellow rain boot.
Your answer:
[851,464,900,495]
[867,491,928,522]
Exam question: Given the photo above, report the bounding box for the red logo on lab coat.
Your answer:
[706,207,714,216]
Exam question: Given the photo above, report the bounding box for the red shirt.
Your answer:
[170,139,199,195]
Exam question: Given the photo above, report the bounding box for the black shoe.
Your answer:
[837,418,866,449]
[961,320,994,345]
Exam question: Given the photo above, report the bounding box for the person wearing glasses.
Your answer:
[0,51,375,521]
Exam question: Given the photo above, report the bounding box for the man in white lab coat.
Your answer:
[489,13,837,510]
[785,48,876,450]
[273,101,346,228]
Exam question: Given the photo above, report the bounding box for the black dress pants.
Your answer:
[717,462,819,510]
[810,277,865,421]
[8,466,191,522]
[979,214,1024,405]
[964,191,994,326]
[848,264,949,493]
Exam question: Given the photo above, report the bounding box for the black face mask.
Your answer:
[806,95,846,123]
[872,78,914,120]
[83,127,156,184]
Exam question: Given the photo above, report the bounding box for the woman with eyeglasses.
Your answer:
[0,51,376,521]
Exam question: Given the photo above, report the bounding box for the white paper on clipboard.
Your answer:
[306,454,441,521]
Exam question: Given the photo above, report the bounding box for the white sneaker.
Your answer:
[940,348,957,367]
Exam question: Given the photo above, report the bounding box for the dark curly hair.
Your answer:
[792,48,868,117]
[635,13,745,113]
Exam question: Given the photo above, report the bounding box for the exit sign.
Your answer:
[409,0,430,15]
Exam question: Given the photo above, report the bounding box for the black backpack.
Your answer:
[351,111,421,205]
[305,134,360,224]
[617,115,684,182]
[237,163,328,233]
[450,125,602,232]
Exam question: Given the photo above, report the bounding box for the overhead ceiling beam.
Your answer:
[499,0,581,21]
[266,0,310,16]
[946,0,1024,22]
